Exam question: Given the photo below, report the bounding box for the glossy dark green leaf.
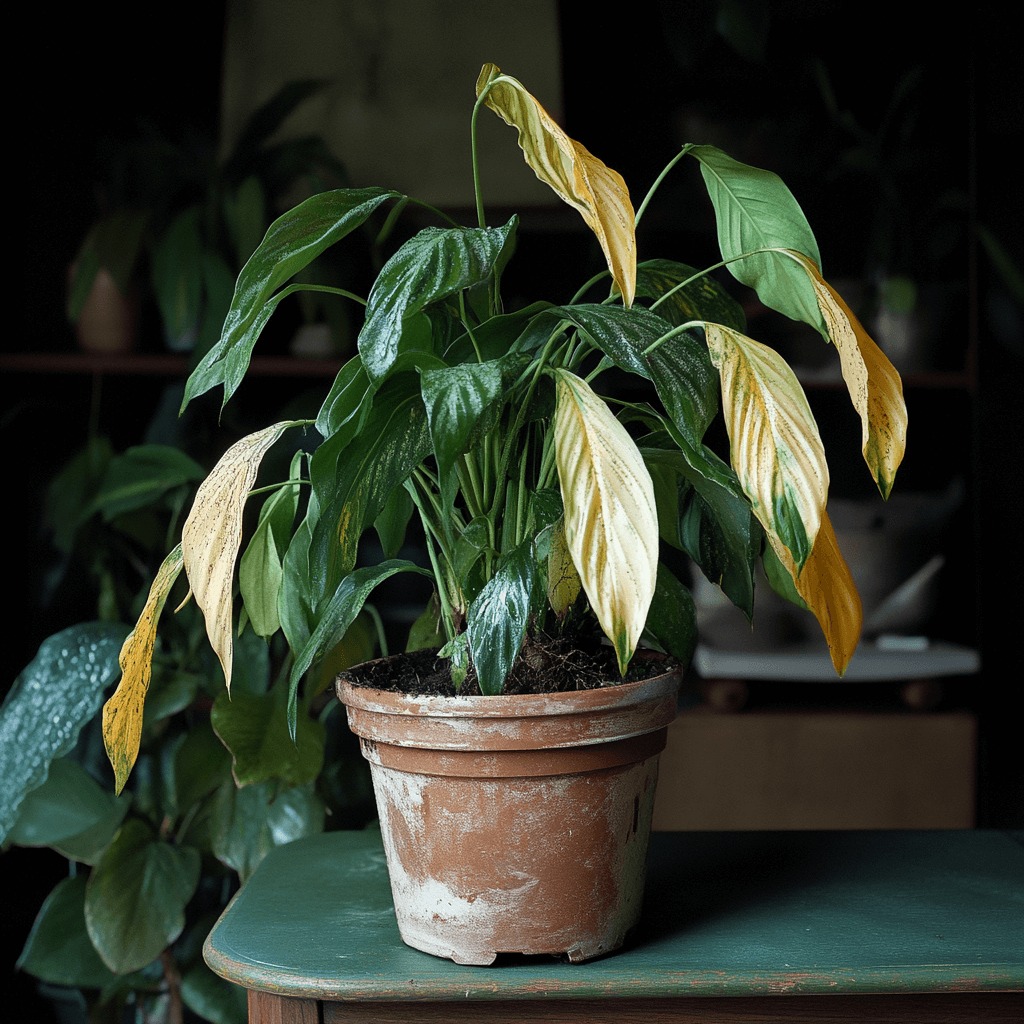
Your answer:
[211,679,325,787]
[183,188,398,409]
[643,564,699,668]
[17,876,116,988]
[634,259,747,330]
[211,778,324,883]
[309,376,431,598]
[287,560,432,733]
[315,356,372,439]
[374,483,415,559]
[85,819,201,974]
[467,542,537,694]
[0,623,128,843]
[358,220,517,383]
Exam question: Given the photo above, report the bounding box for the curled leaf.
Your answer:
[477,62,636,306]
[787,251,908,498]
[182,422,294,692]
[102,545,185,794]
[705,322,828,571]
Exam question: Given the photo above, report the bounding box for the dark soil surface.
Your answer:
[339,633,674,697]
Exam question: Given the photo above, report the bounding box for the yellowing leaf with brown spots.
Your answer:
[705,322,828,571]
[102,545,185,794]
[477,63,636,306]
[552,369,658,673]
[787,251,908,499]
[546,517,582,617]
[182,422,293,692]
[770,509,863,675]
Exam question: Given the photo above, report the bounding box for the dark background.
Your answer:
[6,2,1022,1021]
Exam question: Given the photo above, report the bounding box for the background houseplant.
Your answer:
[66,79,352,359]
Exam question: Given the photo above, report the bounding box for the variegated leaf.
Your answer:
[102,545,185,794]
[477,63,636,306]
[769,509,863,675]
[182,422,294,692]
[705,323,828,571]
[787,251,908,499]
[552,369,658,672]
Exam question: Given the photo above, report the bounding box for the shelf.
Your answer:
[0,351,344,378]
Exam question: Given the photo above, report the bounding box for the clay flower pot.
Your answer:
[337,655,681,965]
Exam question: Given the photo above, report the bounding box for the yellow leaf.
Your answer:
[182,422,293,692]
[552,369,658,673]
[102,545,185,794]
[477,62,636,306]
[546,517,582,617]
[770,510,863,675]
[705,322,828,570]
[787,251,908,499]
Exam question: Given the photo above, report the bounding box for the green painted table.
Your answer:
[204,828,1024,1023]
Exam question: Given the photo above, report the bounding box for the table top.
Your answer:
[204,827,1024,1003]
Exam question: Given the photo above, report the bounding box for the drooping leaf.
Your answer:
[705,322,828,571]
[0,623,126,842]
[467,542,537,694]
[690,144,824,334]
[85,819,200,974]
[478,62,636,306]
[552,369,659,673]
[183,188,398,410]
[358,221,516,383]
[770,508,863,675]
[17,876,116,988]
[787,251,908,498]
[102,545,185,794]
[211,679,325,788]
[182,423,295,693]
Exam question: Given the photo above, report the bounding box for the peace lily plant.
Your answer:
[102,62,907,792]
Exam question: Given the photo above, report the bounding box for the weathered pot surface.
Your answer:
[337,653,681,965]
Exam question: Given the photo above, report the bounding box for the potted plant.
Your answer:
[41,62,906,966]
[66,79,351,359]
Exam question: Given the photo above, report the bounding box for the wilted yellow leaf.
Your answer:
[770,510,863,675]
[705,322,828,570]
[477,62,636,306]
[552,369,658,673]
[787,251,908,499]
[182,422,293,692]
[102,545,185,794]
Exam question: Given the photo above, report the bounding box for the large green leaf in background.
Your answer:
[0,623,128,843]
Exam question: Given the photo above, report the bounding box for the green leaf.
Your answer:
[287,560,432,732]
[315,356,372,439]
[151,205,205,340]
[239,458,302,638]
[644,565,699,668]
[690,144,825,335]
[45,436,114,552]
[0,623,128,843]
[374,483,415,558]
[358,220,517,383]
[174,720,234,815]
[211,778,324,883]
[17,876,116,988]
[467,542,537,694]
[309,375,431,600]
[634,259,747,330]
[211,679,325,787]
[6,758,123,850]
[181,959,248,1024]
[90,445,206,522]
[85,819,200,974]
[183,187,399,409]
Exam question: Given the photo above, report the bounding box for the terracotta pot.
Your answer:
[70,265,140,354]
[336,655,681,965]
